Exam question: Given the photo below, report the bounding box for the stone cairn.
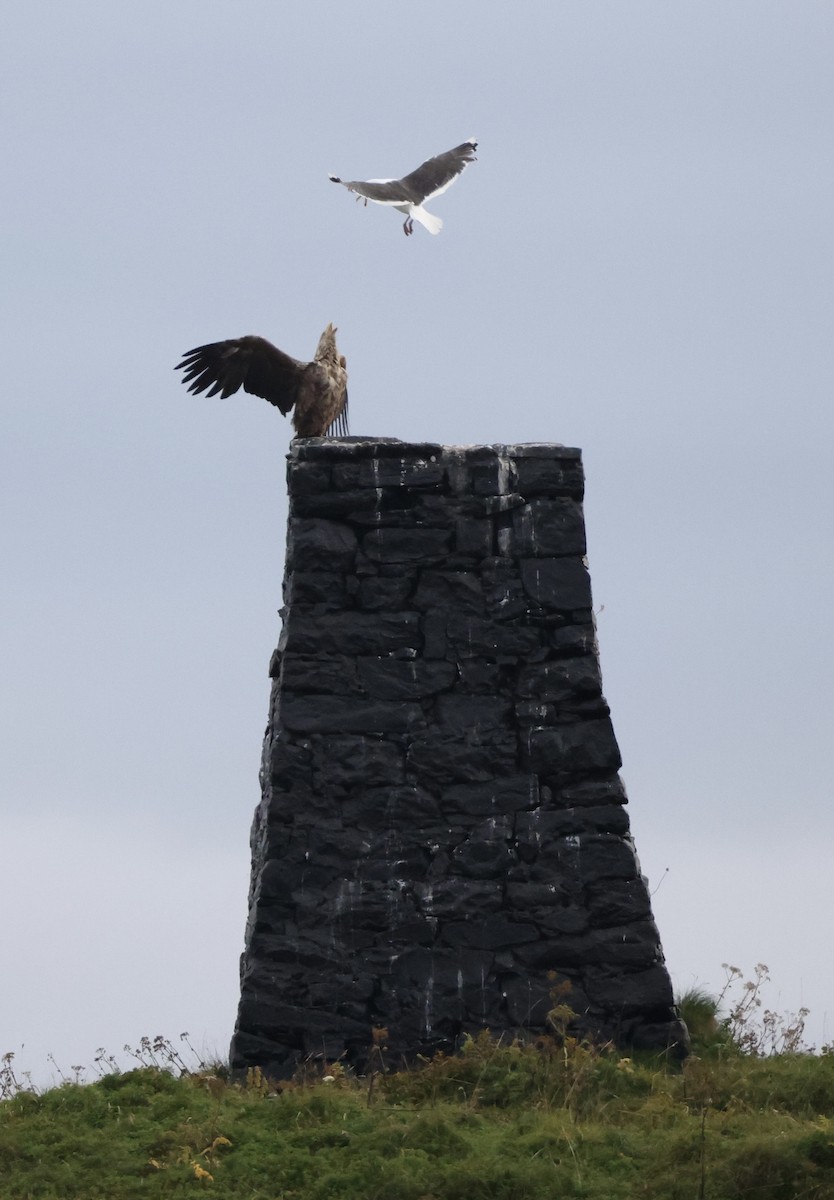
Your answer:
[230,438,687,1076]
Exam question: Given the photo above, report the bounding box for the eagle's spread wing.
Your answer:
[176,325,349,438]
[175,336,305,414]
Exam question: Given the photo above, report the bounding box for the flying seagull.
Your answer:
[330,138,478,236]
[175,324,348,438]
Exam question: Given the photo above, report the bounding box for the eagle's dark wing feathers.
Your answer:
[176,324,348,437]
[175,336,305,415]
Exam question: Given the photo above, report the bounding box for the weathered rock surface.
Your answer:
[230,440,687,1076]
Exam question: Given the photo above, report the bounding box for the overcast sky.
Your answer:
[2,1,833,1085]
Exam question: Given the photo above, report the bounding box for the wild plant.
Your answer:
[0,1051,34,1100]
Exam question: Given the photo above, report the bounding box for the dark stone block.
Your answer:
[406,732,518,785]
[548,623,598,656]
[513,456,585,499]
[482,493,527,515]
[511,935,587,970]
[414,495,457,525]
[505,443,582,459]
[412,571,485,614]
[572,835,641,881]
[442,775,539,819]
[558,776,628,806]
[361,848,433,884]
[332,456,445,489]
[452,827,516,879]
[583,965,675,1014]
[267,739,313,789]
[504,879,574,908]
[279,654,358,695]
[520,558,593,610]
[343,784,441,831]
[229,1030,296,1074]
[245,997,371,1046]
[525,718,622,775]
[455,660,503,692]
[471,460,514,496]
[587,878,652,927]
[307,972,377,1006]
[511,500,587,557]
[444,456,473,497]
[311,735,405,788]
[420,611,449,659]
[455,516,493,557]
[484,578,529,618]
[439,916,540,950]
[514,923,661,971]
[585,923,663,968]
[516,658,602,702]
[280,694,425,735]
[288,519,358,572]
[286,460,331,495]
[516,832,640,886]
[328,881,422,933]
[526,905,591,936]
[515,804,630,839]
[432,694,513,740]
[297,824,373,870]
[356,657,456,700]
[416,877,504,917]
[363,527,452,563]
[257,859,333,905]
[446,614,543,660]
[386,949,498,1034]
[290,437,440,462]
[515,698,611,726]
[291,488,384,518]
[282,611,421,656]
[286,571,348,608]
[357,574,415,611]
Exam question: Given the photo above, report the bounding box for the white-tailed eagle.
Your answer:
[175,324,348,437]
[330,139,477,236]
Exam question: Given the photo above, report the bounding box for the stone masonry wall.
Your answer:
[229,439,687,1076]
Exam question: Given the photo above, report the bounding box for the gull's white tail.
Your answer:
[411,206,443,235]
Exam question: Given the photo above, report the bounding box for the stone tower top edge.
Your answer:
[289,438,583,462]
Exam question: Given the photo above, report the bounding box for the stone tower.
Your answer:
[230,438,686,1076]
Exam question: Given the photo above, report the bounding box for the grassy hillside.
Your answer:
[3,1017,834,1200]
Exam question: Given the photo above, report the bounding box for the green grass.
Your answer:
[3,1032,834,1199]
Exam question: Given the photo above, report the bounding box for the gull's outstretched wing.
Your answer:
[397,139,478,203]
[330,139,477,206]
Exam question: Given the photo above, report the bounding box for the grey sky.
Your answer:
[2,1,833,1082]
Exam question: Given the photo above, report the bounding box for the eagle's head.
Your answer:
[316,323,340,361]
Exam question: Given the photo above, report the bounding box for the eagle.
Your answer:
[329,138,478,236]
[175,324,348,437]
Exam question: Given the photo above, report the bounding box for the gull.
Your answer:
[330,138,477,236]
[175,324,348,437]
